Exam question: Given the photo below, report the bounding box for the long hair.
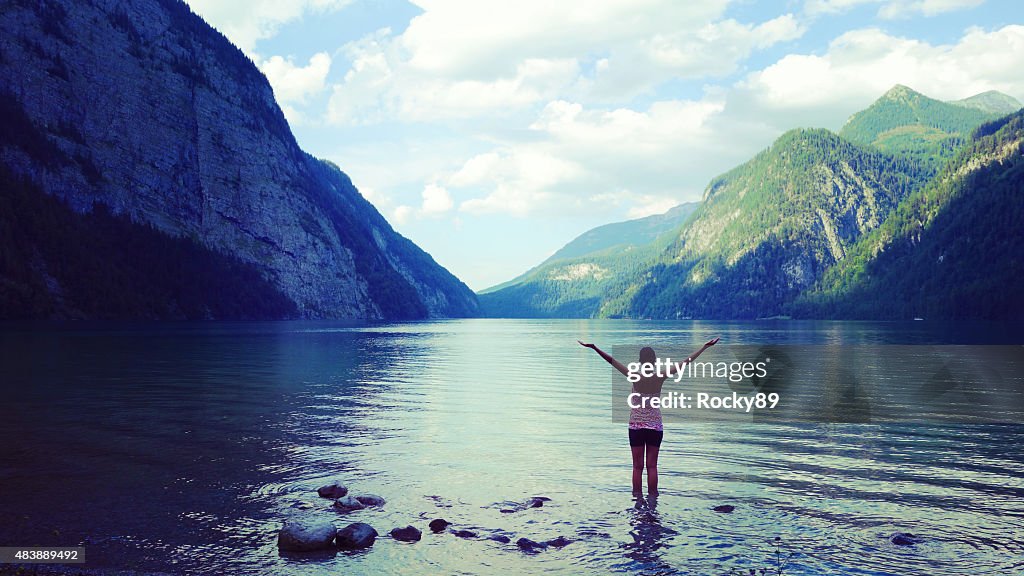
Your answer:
[639,347,656,364]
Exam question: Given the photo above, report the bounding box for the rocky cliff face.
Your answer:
[613,128,933,319]
[0,0,477,319]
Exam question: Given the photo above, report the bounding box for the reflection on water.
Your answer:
[621,495,679,575]
[0,319,1022,575]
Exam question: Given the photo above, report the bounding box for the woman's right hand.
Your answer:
[578,340,596,349]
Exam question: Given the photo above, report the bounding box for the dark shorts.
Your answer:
[628,427,664,448]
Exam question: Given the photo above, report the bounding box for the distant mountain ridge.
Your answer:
[478,202,698,317]
[0,0,477,319]
[547,202,699,264]
[950,90,1022,115]
[480,85,1023,320]
[481,202,697,295]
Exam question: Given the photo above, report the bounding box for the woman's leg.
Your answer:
[631,445,645,495]
[645,443,660,495]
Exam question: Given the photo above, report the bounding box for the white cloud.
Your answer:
[397,58,582,122]
[184,0,352,56]
[457,149,584,216]
[805,0,893,15]
[879,0,985,18]
[804,0,985,18]
[588,14,804,99]
[587,190,681,219]
[450,96,738,218]
[627,196,681,219]
[328,42,581,123]
[260,52,331,104]
[398,0,730,77]
[738,24,1024,122]
[326,2,805,123]
[387,184,455,223]
[421,184,454,215]
[392,205,413,225]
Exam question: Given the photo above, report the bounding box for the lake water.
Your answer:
[1,319,1022,575]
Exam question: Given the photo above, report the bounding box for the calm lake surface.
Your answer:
[1,319,1022,575]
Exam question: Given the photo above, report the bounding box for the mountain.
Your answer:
[481,128,932,318]
[481,202,697,294]
[544,203,699,264]
[950,90,1022,115]
[793,110,1024,319]
[838,85,1011,167]
[481,85,1018,320]
[477,204,697,317]
[619,129,932,319]
[0,0,477,319]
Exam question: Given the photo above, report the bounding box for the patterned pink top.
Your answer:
[628,383,664,431]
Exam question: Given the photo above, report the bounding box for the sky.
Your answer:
[182,0,1024,291]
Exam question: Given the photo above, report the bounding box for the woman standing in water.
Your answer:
[578,337,720,497]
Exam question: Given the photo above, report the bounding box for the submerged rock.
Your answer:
[355,494,386,507]
[489,534,511,544]
[391,525,422,542]
[497,496,553,513]
[516,537,548,553]
[891,532,923,546]
[712,505,735,513]
[316,480,349,499]
[429,519,451,533]
[546,536,572,548]
[452,529,477,539]
[336,522,377,549]
[332,495,366,513]
[426,495,454,508]
[277,518,337,551]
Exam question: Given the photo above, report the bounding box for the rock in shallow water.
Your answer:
[429,519,451,533]
[891,532,923,546]
[498,496,553,513]
[452,529,477,539]
[336,522,377,549]
[712,505,735,513]
[546,536,572,548]
[316,480,348,499]
[516,537,548,552]
[489,534,511,544]
[354,494,386,507]
[277,518,337,551]
[391,525,422,542]
[333,495,366,512]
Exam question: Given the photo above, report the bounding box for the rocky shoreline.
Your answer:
[1,478,929,574]
[277,478,575,555]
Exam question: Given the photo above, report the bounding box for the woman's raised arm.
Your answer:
[682,337,720,364]
[578,340,630,377]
